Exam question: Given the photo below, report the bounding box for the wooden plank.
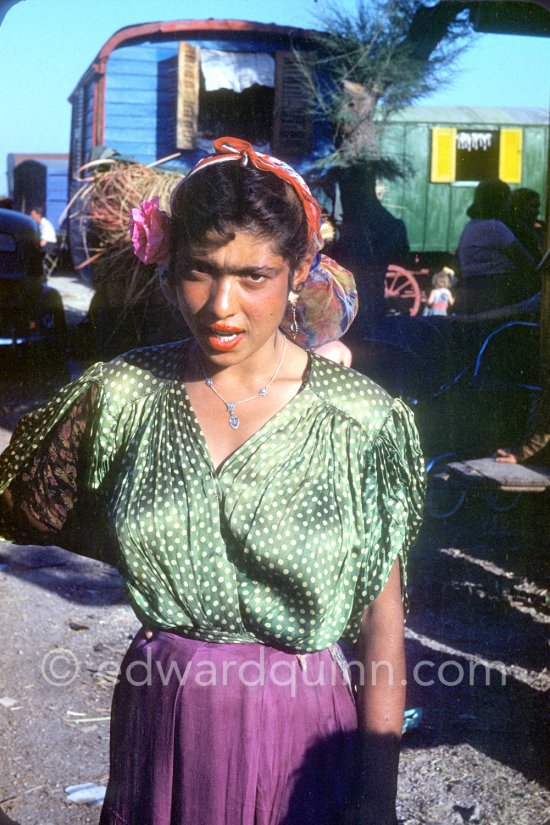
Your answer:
[447,458,550,491]
[107,126,160,141]
[104,109,158,124]
[424,181,454,253]
[401,124,427,251]
[106,74,160,91]
[108,49,178,69]
[176,43,200,151]
[272,51,313,157]
[71,87,84,172]
[105,91,160,107]
[521,127,548,213]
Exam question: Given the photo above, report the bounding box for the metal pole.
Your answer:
[539,89,550,381]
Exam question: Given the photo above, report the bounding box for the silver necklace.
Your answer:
[197,336,287,430]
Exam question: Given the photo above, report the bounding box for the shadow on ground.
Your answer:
[0,543,125,607]
[404,494,550,787]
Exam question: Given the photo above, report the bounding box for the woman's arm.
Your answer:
[496,429,550,464]
[496,382,550,464]
[345,559,405,825]
[0,389,94,543]
[0,384,116,562]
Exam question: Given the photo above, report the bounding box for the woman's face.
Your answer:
[174,228,308,365]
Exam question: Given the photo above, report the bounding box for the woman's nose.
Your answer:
[208,276,237,317]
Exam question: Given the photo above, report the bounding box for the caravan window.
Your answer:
[198,50,275,146]
[455,130,500,181]
[164,44,313,158]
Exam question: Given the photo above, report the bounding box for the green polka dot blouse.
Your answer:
[0,341,425,652]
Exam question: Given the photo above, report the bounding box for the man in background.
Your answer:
[29,206,57,254]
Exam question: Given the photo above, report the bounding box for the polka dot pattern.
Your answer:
[0,341,425,652]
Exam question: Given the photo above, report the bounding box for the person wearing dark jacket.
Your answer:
[456,179,538,314]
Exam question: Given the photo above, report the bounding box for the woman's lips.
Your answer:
[205,325,244,351]
[210,324,243,333]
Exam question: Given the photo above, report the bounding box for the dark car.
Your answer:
[0,208,66,356]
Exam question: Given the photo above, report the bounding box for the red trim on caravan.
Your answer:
[84,19,313,148]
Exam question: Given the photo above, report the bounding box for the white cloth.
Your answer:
[200,49,275,93]
[38,216,57,245]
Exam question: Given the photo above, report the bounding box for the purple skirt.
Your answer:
[99,630,359,825]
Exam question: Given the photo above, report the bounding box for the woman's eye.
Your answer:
[186,270,210,281]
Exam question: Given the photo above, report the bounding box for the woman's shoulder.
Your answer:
[309,353,395,436]
[99,340,188,406]
[478,218,514,236]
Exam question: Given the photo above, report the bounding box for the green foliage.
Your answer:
[300,0,474,170]
[316,0,471,110]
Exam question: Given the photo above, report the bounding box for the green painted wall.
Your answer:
[377,115,548,253]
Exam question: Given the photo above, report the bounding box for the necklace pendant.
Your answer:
[196,336,286,431]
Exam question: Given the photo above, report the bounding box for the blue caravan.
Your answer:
[68,19,318,180]
[66,19,321,353]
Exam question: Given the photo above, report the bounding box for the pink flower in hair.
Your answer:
[129,196,170,266]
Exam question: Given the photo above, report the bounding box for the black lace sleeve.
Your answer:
[0,384,116,563]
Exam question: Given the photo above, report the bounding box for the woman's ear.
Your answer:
[159,270,179,307]
[291,256,312,292]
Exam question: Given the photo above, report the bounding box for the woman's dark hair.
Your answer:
[467,178,511,221]
[167,162,309,280]
[510,187,540,213]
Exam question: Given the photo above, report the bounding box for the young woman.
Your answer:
[0,138,424,825]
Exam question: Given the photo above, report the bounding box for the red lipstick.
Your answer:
[205,323,244,351]
[210,323,243,333]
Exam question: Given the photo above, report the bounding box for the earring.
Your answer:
[288,291,299,338]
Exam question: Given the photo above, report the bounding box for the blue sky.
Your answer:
[0,0,548,192]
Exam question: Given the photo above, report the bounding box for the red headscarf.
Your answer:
[183,137,322,254]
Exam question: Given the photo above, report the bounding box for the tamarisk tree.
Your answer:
[301,0,474,328]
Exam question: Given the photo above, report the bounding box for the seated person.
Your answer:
[456,179,537,314]
[497,382,550,465]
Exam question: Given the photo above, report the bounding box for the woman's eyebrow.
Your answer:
[190,261,280,276]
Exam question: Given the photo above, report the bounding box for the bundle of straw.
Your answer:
[68,156,184,302]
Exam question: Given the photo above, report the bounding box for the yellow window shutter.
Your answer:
[499,128,522,184]
[430,127,456,183]
[176,43,200,151]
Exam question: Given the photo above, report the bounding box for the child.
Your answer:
[423,267,455,316]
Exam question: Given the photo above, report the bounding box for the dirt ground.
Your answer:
[1,275,549,824]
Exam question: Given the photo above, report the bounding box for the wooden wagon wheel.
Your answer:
[384,265,422,316]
